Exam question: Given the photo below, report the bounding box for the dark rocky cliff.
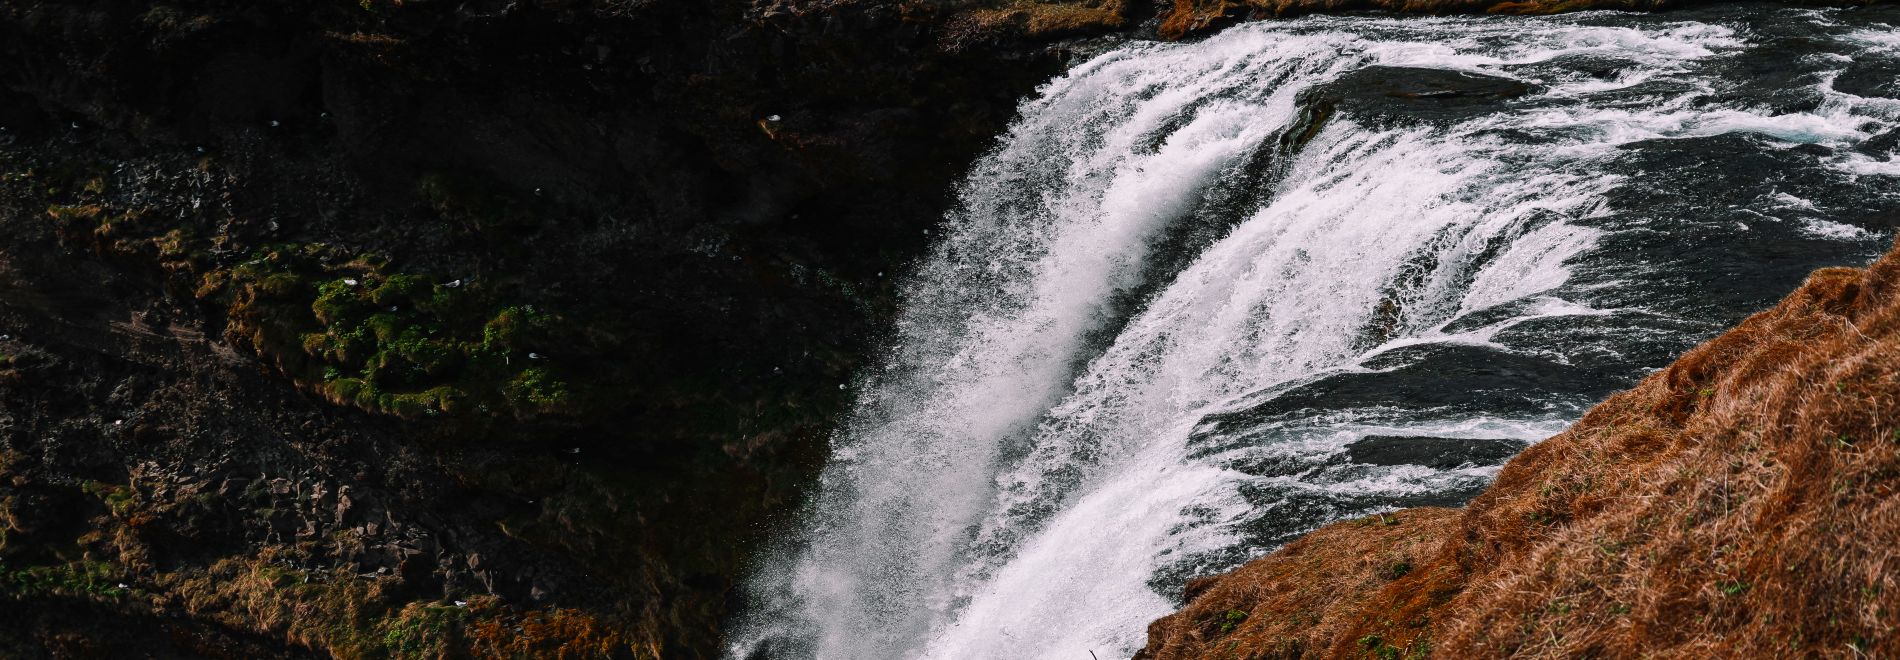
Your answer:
[0,0,1105,656]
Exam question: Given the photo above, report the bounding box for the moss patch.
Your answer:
[159,554,635,659]
[0,561,127,600]
[198,244,576,419]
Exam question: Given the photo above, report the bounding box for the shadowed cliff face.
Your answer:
[1138,241,1900,658]
[0,0,1078,656]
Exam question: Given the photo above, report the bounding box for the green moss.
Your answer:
[19,158,587,425]
[197,246,576,419]
[81,480,137,517]
[1219,608,1248,633]
[1380,560,1413,581]
[45,204,102,224]
[507,367,571,409]
[1355,634,1404,660]
[0,560,126,600]
[379,603,469,657]
[155,228,209,267]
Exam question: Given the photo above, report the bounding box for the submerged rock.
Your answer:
[1194,343,1610,439]
[1317,66,1536,113]
[1341,435,1528,469]
[1286,65,1541,134]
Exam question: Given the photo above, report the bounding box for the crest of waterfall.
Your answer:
[734,8,1900,659]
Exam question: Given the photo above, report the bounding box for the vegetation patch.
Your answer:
[0,561,126,600]
[1218,608,1248,633]
[159,554,634,659]
[19,155,580,421]
[198,244,576,419]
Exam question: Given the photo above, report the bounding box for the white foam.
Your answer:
[731,11,1898,660]
[1803,217,1875,240]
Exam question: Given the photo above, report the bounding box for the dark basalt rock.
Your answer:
[1296,65,1540,127]
[1196,343,1612,440]
[1833,58,1900,100]
[1341,435,1528,469]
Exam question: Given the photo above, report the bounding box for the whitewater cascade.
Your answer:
[734,8,1900,659]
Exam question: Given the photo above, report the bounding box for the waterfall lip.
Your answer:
[730,7,1900,659]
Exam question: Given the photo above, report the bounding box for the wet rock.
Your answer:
[1341,435,1528,469]
[1197,344,1612,440]
[1837,59,1900,100]
[1297,66,1540,127]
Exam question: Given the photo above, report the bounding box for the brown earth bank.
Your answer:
[1137,242,1900,658]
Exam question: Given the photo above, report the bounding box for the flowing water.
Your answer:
[734,6,1900,658]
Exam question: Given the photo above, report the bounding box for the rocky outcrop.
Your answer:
[1139,242,1900,657]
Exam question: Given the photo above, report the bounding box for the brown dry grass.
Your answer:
[1157,0,1676,39]
[950,0,1129,42]
[1140,242,1900,658]
[149,550,639,658]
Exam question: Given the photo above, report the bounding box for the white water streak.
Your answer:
[734,10,1900,660]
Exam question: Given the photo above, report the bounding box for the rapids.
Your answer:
[734,7,1900,659]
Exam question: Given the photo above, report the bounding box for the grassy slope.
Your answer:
[1140,242,1900,658]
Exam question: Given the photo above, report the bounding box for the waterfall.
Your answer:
[734,7,1900,659]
